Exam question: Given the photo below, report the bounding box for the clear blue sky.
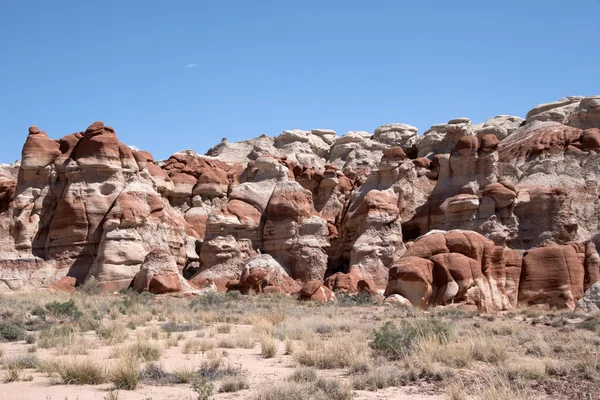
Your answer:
[1,1,599,163]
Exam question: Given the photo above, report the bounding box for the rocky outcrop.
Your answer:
[384,230,521,312]
[578,282,600,313]
[1,95,600,310]
[0,122,199,293]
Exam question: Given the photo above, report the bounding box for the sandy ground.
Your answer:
[0,324,445,400]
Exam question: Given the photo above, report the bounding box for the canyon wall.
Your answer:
[1,95,599,310]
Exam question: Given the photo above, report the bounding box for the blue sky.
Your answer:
[1,1,599,163]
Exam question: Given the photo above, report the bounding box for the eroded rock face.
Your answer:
[578,282,600,313]
[1,123,199,292]
[2,95,600,310]
[384,230,521,312]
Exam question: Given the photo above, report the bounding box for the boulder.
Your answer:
[577,282,600,313]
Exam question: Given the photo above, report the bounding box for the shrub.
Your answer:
[140,363,174,385]
[252,382,307,400]
[579,316,600,333]
[334,292,373,307]
[217,324,233,334]
[196,353,241,380]
[38,325,71,348]
[352,366,407,390]
[53,358,108,385]
[190,292,232,310]
[77,277,101,295]
[370,319,454,360]
[97,322,129,344]
[45,299,82,319]
[111,356,140,390]
[4,363,25,383]
[124,341,163,362]
[295,334,369,370]
[192,376,214,400]
[162,322,201,333]
[219,376,250,393]
[0,321,26,342]
[184,339,215,354]
[260,335,278,358]
[314,378,354,400]
[287,367,317,383]
[5,354,39,369]
[172,364,196,384]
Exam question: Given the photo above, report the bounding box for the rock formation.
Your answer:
[1,95,600,311]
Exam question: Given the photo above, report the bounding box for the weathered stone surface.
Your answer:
[577,282,600,313]
[2,96,600,311]
[385,230,522,311]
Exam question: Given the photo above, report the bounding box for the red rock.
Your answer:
[454,135,479,155]
[384,256,434,308]
[382,146,406,159]
[580,128,600,150]
[132,249,183,294]
[412,157,431,169]
[519,245,585,309]
[482,183,517,209]
[479,134,500,152]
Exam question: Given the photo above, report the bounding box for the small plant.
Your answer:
[579,315,600,332]
[285,338,294,355]
[192,376,214,400]
[260,334,278,358]
[184,339,215,354]
[25,333,36,344]
[5,354,39,369]
[0,321,26,342]
[4,363,24,383]
[78,276,101,295]
[44,299,82,319]
[370,319,454,360]
[161,322,201,333]
[314,378,354,400]
[123,341,163,362]
[287,367,317,383]
[334,291,373,307]
[172,364,196,384]
[97,322,129,344]
[111,355,140,390]
[53,357,108,385]
[219,376,249,393]
[103,390,120,400]
[217,324,232,334]
[352,365,407,390]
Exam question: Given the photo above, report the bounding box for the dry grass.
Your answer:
[97,322,129,345]
[218,334,256,349]
[294,333,370,370]
[43,357,108,385]
[183,339,216,354]
[219,375,250,393]
[217,323,233,334]
[121,341,163,362]
[260,334,279,358]
[110,355,140,390]
[1,290,600,399]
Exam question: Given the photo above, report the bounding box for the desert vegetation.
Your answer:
[0,287,599,399]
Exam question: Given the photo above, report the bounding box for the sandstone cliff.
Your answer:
[1,95,599,311]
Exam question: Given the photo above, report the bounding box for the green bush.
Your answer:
[334,292,373,307]
[579,315,600,332]
[45,299,82,319]
[370,318,454,360]
[0,321,26,342]
[192,376,214,400]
